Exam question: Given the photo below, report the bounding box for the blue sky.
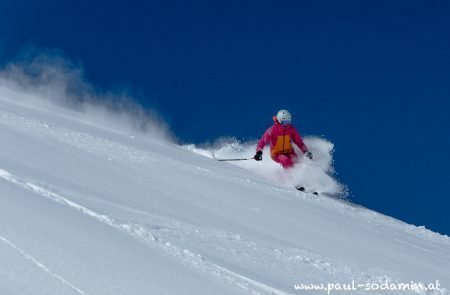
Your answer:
[1,0,449,235]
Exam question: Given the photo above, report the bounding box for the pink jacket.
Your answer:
[257,117,308,157]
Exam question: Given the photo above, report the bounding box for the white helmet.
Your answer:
[276,109,291,126]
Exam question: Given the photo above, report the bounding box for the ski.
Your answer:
[295,185,319,195]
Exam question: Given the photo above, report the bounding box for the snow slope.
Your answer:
[0,89,449,295]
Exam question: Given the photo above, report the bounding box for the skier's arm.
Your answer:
[256,127,272,152]
[292,128,308,154]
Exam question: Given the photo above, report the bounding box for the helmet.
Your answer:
[276,109,291,126]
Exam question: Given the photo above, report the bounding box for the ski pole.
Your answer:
[216,157,255,161]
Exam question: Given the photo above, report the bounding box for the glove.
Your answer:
[305,151,313,160]
[254,151,263,161]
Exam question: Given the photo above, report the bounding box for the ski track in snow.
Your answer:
[0,167,292,295]
[1,167,438,295]
[0,234,86,295]
[85,196,442,295]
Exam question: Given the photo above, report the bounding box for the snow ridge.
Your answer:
[0,109,157,164]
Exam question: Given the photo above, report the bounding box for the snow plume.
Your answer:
[184,136,348,197]
[0,50,173,141]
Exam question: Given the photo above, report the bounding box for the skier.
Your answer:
[254,109,313,168]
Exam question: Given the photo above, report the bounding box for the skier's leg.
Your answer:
[273,154,294,168]
[288,151,298,164]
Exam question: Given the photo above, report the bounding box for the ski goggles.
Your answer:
[280,119,291,126]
